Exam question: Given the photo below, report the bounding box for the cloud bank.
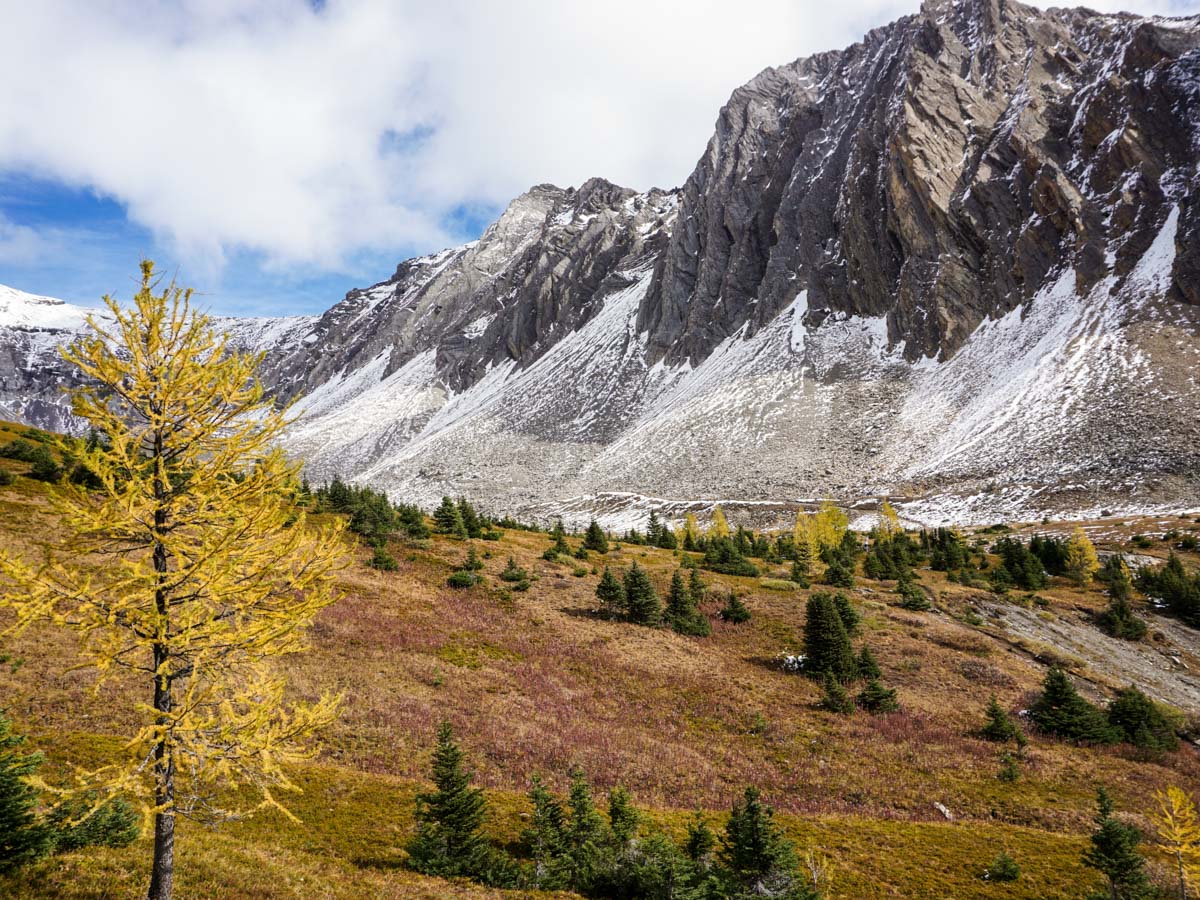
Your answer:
[0,0,1195,274]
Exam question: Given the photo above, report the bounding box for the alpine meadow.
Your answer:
[1,1,1200,898]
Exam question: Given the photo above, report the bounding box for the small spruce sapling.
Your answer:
[980,695,1026,747]
[857,646,881,680]
[1082,788,1151,899]
[720,594,752,624]
[819,671,854,715]
[623,562,661,626]
[595,567,627,618]
[982,850,1020,882]
[857,678,899,713]
[0,713,53,873]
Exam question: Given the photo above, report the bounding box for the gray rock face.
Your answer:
[640,0,1200,367]
[1,0,1198,526]
[261,179,677,403]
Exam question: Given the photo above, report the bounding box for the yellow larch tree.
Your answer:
[1065,526,1101,587]
[0,262,346,900]
[680,512,701,548]
[709,505,730,539]
[793,524,818,578]
[878,499,901,537]
[1153,786,1200,899]
[796,500,849,553]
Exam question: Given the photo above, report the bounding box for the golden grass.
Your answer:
[0,418,1196,897]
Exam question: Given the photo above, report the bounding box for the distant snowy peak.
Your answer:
[0,285,104,331]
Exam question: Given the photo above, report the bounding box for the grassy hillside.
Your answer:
[0,419,1198,898]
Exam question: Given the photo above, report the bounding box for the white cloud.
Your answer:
[0,214,59,265]
[0,0,1195,272]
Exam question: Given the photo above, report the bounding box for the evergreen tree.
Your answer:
[397,503,431,539]
[702,537,760,577]
[1065,527,1101,587]
[857,678,899,713]
[719,594,752,624]
[666,569,710,636]
[623,562,661,626]
[733,526,755,559]
[608,785,639,847]
[564,766,606,891]
[500,556,528,583]
[620,831,698,898]
[1098,559,1147,640]
[406,722,496,881]
[803,592,857,682]
[980,695,1025,746]
[348,489,399,545]
[647,510,663,545]
[983,850,1021,883]
[926,527,970,571]
[434,496,467,537]
[789,558,811,588]
[1082,788,1152,900]
[1030,534,1069,577]
[895,576,930,610]
[819,671,853,714]
[993,538,1048,590]
[997,751,1021,784]
[549,519,571,557]
[0,713,53,874]
[1138,552,1200,627]
[647,511,678,549]
[457,498,482,539]
[666,570,688,620]
[833,592,859,634]
[325,476,353,511]
[685,811,716,864]
[688,568,707,607]
[1108,686,1179,752]
[596,567,627,618]
[857,646,881,680]
[718,787,815,899]
[823,555,855,588]
[583,519,609,554]
[26,445,62,482]
[369,545,399,571]
[46,794,140,853]
[460,545,484,571]
[1029,668,1120,745]
[523,776,570,890]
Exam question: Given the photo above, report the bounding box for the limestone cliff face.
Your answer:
[640,0,1200,366]
[260,180,677,403]
[1,0,1198,524]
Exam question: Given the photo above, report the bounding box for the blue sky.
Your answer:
[0,173,499,317]
[1,0,1196,318]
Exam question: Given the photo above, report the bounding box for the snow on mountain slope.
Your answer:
[0,285,100,331]
[277,198,1197,526]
